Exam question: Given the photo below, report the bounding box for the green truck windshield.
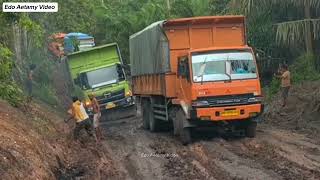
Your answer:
[192,51,257,82]
[85,65,118,89]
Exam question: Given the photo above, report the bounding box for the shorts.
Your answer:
[73,118,93,139]
[93,112,101,128]
[281,86,290,99]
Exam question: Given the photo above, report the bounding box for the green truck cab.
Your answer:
[67,43,135,113]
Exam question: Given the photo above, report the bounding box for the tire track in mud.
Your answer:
[99,109,320,180]
[221,129,320,179]
[101,114,173,180]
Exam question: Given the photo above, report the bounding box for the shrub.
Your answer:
[0,45,24,106]
[290,54,320,83]
[33,83,59,106]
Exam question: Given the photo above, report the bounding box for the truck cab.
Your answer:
[178,47,262,121]
[67,43,135,114]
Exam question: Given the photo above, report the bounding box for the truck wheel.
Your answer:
[181,128,192,145]
[245,121,257,138]
[149,101,159,132]
[175,109,192,145]
[142,100,150,130]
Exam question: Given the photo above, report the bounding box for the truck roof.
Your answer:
[164,15,245,26]
[67,42,118,56]
[129,16,247,76]
[130,16,245,39]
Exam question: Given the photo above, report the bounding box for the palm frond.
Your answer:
[229,0,320,13]
[276,19,320,45]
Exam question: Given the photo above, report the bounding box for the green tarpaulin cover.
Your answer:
[129,21,170,76]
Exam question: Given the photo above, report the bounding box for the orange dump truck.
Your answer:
[129,16,264,144]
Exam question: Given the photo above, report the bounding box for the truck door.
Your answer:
[177,56,192,104]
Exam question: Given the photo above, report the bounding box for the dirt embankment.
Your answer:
[0,100,120,180]
[264,81,320,140]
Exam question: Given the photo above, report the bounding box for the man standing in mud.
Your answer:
[65,96,94,141]
[89,93,102,143]
[276,64,291,107]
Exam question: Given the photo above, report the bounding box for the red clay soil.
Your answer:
[0,100,121,180]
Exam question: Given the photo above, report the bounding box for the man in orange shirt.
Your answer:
[276,64,291,107]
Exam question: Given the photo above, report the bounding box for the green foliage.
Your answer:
[0,45,24,106]
[33,84,59,106]
[0,83,24,107]
[290,54,320,83]
[0,45,13,81]
[47,0,98,33]
[265,77,281,101]
[230,0,320,53]
[19,15,44,47]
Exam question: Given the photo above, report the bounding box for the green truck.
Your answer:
[66,43,135,114]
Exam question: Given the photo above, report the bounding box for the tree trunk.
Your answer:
[304,0,313,54]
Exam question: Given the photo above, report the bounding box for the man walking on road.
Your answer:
[66,96,94,141]
[89,93,102,143]
[276,64,291,107]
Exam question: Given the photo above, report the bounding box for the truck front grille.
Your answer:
[96,89,125,105]
[198,93,255,107]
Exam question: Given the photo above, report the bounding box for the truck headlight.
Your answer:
[84,100,91,107]
[192,101,209,107]
[126,90,132,97]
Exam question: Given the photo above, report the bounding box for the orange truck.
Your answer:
[129,16,264,144]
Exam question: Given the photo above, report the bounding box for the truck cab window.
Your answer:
[192,51,257,82]
[178,57,190,81]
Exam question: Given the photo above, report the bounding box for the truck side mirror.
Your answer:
[116,63,125,81]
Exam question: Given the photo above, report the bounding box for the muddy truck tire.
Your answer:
[142,100,150,130]
[149,101,160,132]
[174,108,192,145]
[245,121,257,138]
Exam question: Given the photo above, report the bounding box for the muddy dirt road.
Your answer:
[99,107,320,180]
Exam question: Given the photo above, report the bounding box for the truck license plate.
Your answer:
[106,102,116,109]
[221,110,239,117]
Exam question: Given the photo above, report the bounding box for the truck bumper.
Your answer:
[100,96,135,110]
[192,104,263,121]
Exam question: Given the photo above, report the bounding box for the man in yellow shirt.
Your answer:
[66,96,94,140]
[276,64,291,107]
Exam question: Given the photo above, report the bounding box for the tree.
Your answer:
[231,0,320,54]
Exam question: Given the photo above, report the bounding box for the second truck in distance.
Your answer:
[67,43,135,114]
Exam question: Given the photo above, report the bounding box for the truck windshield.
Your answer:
[86,65,118,88]
[192,51,257,82]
